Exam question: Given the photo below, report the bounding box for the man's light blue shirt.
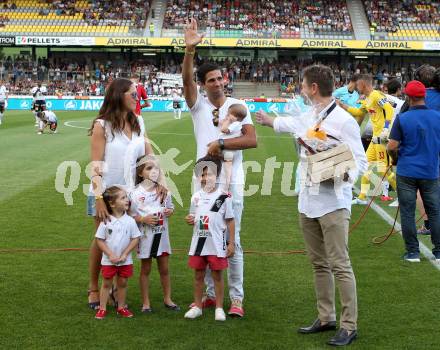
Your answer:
[333,86,361,108]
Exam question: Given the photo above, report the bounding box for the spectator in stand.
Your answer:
[163,0,350,37]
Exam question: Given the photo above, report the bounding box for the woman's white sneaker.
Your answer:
[215,308,226,321]
[184,306,202,319]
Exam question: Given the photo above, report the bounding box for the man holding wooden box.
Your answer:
[256,65,367,347]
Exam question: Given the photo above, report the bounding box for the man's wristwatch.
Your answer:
[218,139,225,150]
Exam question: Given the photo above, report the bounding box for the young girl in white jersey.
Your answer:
[94,186,141,320]
[130,155,180,313]
[184,156,235,321]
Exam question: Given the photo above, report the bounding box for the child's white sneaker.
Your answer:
[184,306,202,319]
[215,308,226,321]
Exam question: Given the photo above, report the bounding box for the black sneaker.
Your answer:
[403,252,420,262]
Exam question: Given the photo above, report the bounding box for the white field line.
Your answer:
[354,186,439,270]
[63,120,292,138]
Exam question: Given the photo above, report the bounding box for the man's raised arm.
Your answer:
[182,18,204,109]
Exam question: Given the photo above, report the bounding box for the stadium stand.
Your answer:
[162,0,354,39]
[2,50,435,98]
[1,1,440,98]
[364,0,440,41]
[0,0,151,36]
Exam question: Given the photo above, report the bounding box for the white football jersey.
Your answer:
[95,214,141,266]
[188,189,234,258]
[129,186,173,259]
[31,86,46,101]
[172,89,181,102]
[385,94,404,119]
[42,110,57,123]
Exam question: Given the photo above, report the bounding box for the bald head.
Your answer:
[228,104,248,121]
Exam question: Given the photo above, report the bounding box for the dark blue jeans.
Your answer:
[396,175,440,254]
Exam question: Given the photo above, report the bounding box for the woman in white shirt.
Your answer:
[87,78,156,309]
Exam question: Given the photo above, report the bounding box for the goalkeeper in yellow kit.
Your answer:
[337,74,396,205]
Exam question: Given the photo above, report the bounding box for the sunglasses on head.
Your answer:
[212,108,219,126]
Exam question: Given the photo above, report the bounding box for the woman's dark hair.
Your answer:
[196,62,221,84]
[102,186,125,214]
[194,156,222,177]
[88,78,140,137]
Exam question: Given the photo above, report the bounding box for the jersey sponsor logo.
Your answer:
[196,215,211,237]
[377,98,387,107]
[151,212,164,234]
[156,212,164,226]
[199,215,209,230]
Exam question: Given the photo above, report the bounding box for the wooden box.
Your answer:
[307,143,356,183]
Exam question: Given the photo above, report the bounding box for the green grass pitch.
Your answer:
[0,110,439,349]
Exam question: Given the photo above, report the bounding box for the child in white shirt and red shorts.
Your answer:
[94,186,141,320]
[184,156,235,321]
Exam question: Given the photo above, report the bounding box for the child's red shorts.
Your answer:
[188,255,228,270]
[101,264,133,279]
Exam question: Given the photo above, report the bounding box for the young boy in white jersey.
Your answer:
[37,110,58,134]
[217,104,247,191]
[184,156,235,321]
[94,186,141,320]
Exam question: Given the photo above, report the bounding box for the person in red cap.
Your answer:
[404,80,426,97]
[387,80,440,263]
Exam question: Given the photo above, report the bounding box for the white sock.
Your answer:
[178,109,181,119]
[0,113,3,124]
[382,180,389,197]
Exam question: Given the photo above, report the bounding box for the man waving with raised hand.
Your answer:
[182,18,257,318]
